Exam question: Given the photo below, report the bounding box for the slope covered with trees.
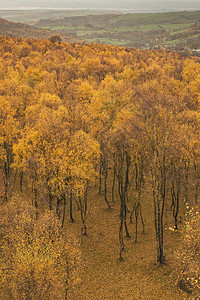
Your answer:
[0,35,200,298]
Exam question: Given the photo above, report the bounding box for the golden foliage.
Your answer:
[0,198,80,300]
[174,205,200,295]
[0,35,199,295]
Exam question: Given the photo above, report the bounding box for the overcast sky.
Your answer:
[0,0,200,10]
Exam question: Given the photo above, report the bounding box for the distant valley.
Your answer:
[0,10,199,50]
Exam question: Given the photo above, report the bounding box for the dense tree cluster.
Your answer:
[0,198,80,299]
[0,35,200,295]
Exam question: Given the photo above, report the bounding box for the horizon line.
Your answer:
[0,7,200,11]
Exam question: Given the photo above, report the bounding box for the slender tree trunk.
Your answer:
[157,188,162,264]
[130,177,145,239]
[117,151,131,260]
[135,203,139,242]
[56,197,61,218]
[130,201,136,224]
[34,188,38,209]
[124,204,130,237]
[84,180,89,215]
[104,166,111,209]
[159,156,166,264]
[33,185,38,219]
[152,165,166,265]
[20,171,23,193]
[153,188,159,261]
[104,167,108,205]
[195,177,199,205]
[95,164,98,187]
[112,164,116,202]
[184,162,189,204]
[171,167,181,230]
[119,217,124,261]
[48,187,53,211]
[3,147,12,202]
[11,169,17,195]
[3,175,9,203]
[135,163,138,190]
[98,156,102,195]
[79,184,88,245]
[140,204,145,233]
[64,288,68,300]
[74,196,80,210]
[70,190,75,222]
[61,194,66,228]
[32,172,38,212]
[195,164,199,205]
[118,190,130,259]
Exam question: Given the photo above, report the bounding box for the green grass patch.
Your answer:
[112,24,163,32]
[40,25,75,30]
[85,37,127,46]
[166,38,187,45]
[111,11,200,25]
[76,30,106,36]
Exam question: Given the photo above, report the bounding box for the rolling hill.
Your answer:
[34,10,200,49]
[0,10,199,50]
[0,17,82,43]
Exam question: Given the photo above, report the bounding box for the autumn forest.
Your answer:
[0,35,200,299]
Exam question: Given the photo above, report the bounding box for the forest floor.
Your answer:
[65,181,189,300]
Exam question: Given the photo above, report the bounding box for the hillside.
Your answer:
[0,17,82,43]
[34,10,200,49]
[0,10,199,49]
[0,9,119,25]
